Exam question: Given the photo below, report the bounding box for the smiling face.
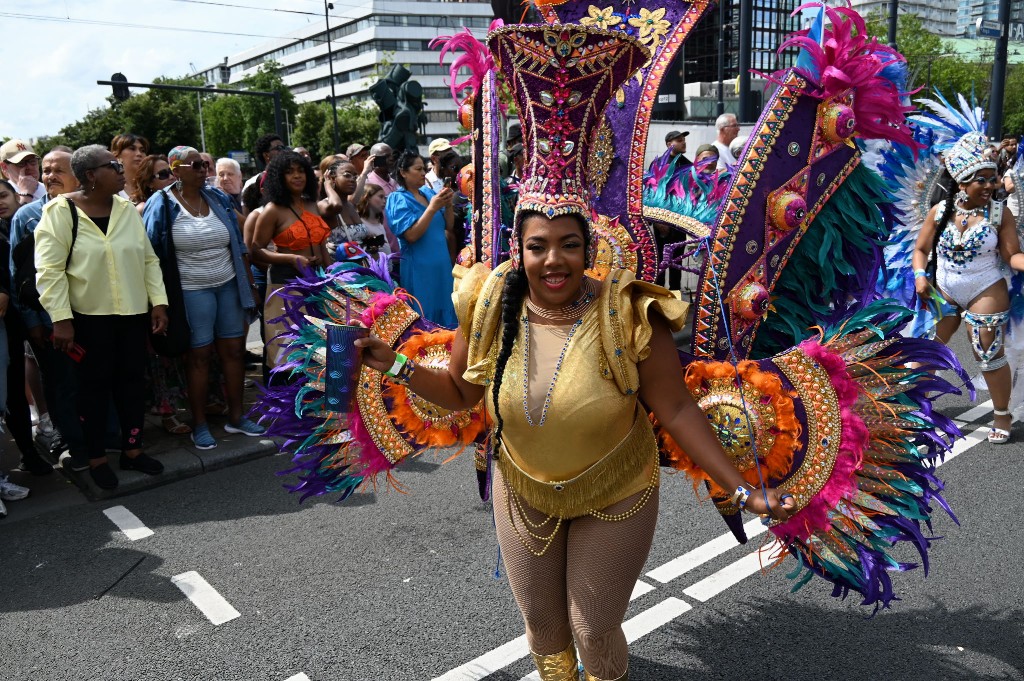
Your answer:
[151,159,176,191]
[960,169,999,207]
[216,161,242,194]
[520,213,588,310]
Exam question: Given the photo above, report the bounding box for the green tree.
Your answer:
[57,102,125,149]
[293,101,331,161]
[200,62,297,163]
[116,75,203,154]
[333,100,380,151]
[864,13,989,96]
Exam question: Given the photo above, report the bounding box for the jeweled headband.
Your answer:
[943,132,997,183]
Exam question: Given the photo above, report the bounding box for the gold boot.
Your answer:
[583,669,627,681]
[531,642,579,681]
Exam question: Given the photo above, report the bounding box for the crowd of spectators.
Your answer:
[0,131,470,515]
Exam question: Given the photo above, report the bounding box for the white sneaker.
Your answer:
[37,414,56,438]
[0,475,30,501]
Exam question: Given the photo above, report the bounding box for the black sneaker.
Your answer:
[119,452,164,476]
[89,463,119,490]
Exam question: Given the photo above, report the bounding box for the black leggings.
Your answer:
[72,313,149,460]
[4,320,39,460]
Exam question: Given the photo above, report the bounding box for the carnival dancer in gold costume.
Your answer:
[357,24,795,681]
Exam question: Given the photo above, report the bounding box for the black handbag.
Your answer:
[149,191,192,357]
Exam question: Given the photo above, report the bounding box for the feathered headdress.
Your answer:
[488,24,651,268]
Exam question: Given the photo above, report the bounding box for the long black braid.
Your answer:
[490,265,527,450]
[928,171,957,289]
[489,211,591,449]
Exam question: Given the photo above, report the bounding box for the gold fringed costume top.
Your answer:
[453,261,689,517]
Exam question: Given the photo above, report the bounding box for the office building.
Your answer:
[850,0,957,37]
[663,0,800,121]
[196,1,494,142]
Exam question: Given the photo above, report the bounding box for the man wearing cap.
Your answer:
[426,138,453,193]
[1,139,45,205]
[8,148,85,473]
[346,143,369,174]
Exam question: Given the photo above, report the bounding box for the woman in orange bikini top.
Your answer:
[250,151,332,284]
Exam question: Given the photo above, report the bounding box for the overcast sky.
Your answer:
[2,0,319,140]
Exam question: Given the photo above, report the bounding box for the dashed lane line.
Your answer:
[103,505,154,541]
[682,551,765,602]
[646,517,768,584]
[284,675,311,681]
[171,571,240,626]
[953,399,994,425]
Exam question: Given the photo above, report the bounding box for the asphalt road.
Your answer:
[0,332,1022,681]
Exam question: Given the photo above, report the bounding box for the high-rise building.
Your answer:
[662,0,800,121]
[195,0,494,143]
[956,0,1024,36]
[850,0,958,37]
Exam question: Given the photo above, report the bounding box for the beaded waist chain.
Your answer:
[496,411,658,519]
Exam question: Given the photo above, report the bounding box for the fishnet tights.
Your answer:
[492,464,659,679]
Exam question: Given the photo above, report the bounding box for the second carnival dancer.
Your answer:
[356,24,795,681]
[912,132,1024,444]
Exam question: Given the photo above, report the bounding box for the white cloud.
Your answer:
[2,0,315,139]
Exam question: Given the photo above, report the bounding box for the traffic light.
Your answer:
[111,73,130,102]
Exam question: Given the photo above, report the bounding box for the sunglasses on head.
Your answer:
[90,160,124,173]
[154,169,173,180]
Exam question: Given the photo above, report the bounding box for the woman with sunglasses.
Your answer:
[129,154,175,211]
[913,132,1024,444]
[143,146,263,450]
[34,145,169,490]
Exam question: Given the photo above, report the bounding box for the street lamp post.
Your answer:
[989,0,1011,140]
[325,1,342,154]
[717,0,726,117]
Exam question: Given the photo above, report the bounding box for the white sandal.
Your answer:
[989,409,1013,445]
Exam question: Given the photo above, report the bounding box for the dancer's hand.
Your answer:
[915,274,931,297]
[744,487,796,521]
[354,333,397,373]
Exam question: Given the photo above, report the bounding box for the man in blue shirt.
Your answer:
[8,148,91,471]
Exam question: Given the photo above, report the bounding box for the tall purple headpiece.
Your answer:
[488,24,650,269]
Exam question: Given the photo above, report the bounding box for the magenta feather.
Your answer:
[430,27,496,104]
[774,3,919,151]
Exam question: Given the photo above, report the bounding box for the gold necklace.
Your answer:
[525,277,598,322]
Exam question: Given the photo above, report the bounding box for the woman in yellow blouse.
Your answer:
[35,144,168,490]
[358,210,795,681]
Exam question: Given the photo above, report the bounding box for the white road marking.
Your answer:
[284,675,311,681]
[646,518,767,584]
[102,505,154,541]
[171,571,240,626]
[630,580,655,601]
[682,551,765,602]
[940,424,988,466]
[518,598,694,681]
[431,635,529,681]
[954,399,994,425]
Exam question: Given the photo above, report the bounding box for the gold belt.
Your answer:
[496,411,658,519]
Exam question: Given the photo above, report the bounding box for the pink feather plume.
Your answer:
[774,3,918,150]
[430,25,498,105]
